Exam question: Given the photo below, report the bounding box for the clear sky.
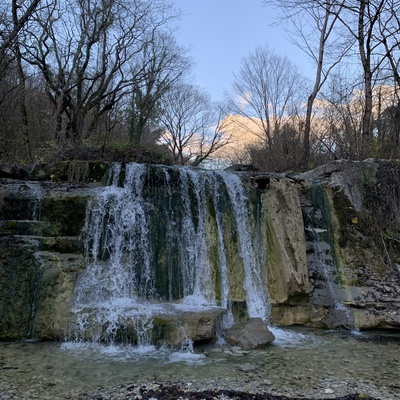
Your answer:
[173,0,313,102]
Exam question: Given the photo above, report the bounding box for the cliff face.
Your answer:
[0,160,399,344]
[298,159,400,330]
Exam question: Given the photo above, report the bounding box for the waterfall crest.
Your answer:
[72,163,270,345]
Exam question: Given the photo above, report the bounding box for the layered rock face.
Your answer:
[298,159,400,329]
[1,159,400,347]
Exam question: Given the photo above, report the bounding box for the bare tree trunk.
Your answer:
[12,1,33,161]
[390,103,400,159]
[302,6,331,168]
[357,0,386,159]
[358,0,372,159]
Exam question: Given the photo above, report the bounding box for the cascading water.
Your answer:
[26,181,44,220]
[217,172,270,320]
[303,184,355,329]
[71,163,270,346]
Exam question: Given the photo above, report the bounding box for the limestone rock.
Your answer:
[152,309,226,347]
[223,318,275,350]
[263,178,311,305]
[296,159,379,212]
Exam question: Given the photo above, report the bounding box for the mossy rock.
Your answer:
[0,236,40,339]
[40,195,88,236]
[29,161,109,182]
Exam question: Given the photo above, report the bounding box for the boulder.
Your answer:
[223,318,275,350]
[152,309,226,347]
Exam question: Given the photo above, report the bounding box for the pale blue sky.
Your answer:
[173,0,313,102]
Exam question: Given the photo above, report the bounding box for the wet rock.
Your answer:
[152,309,226,346]
[223,318,275,350]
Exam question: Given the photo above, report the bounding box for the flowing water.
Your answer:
[1,328,400,399]
[2,166,400,399]
[70,163,270,344]
[304,184,356,329]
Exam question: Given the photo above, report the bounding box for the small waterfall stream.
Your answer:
[71,163,270,345]
[304,184,355,329]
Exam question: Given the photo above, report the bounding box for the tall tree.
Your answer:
[0,0,41,70]
[376,0,400,157]
[158,84,230,165]
[269,0,350,167]
[332,0,387,158]
[11,0,33,160]
[22,0,176,143]
[128,33,190,147]
[229,45,305,170]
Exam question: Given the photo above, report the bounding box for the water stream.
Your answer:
[71,163,270,345]
[1,328,399,399]
[304,184,356,329]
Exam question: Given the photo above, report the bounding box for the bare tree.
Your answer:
[22,0,176,144]
[319,72,364,159]
[158,84,230,166]
[128,32,190,147]
[11,0,33,160]
[376,0,400,157]
[228,45,306,170]
[0,1,46,161]
[269,0,351,167]
[0,0,41,69]
[328,0,387,158]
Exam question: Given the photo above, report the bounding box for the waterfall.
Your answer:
[217,172,270,320]
[304,184,355,329]
[25,181,44,221]
[71,163,270,345]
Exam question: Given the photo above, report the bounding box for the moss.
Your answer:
[0,237,40,339]
[307,184,342,282]
[332,188,360,248]
[40,195,88,236]
[231,301,248,322]
[29,161,110,182]
[152,315,183,347]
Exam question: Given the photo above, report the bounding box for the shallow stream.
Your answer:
[1,327,400,399]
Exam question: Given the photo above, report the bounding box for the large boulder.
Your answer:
[223,318,275,350]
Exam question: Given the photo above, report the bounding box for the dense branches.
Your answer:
[21,0,176,142]
[0,0,41,69]
[2,0,400,168]
[227,45,306,171]
[128,33,190,147]
[159,84,230,166]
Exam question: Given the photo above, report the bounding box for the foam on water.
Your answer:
[175,295,218,310]
[269,327,319,348]
[168,351,206,365]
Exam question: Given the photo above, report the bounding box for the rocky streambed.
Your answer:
[1,327,399,400]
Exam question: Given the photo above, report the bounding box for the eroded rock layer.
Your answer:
[1,159,400,346]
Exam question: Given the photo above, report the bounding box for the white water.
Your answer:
[71,163,270,345]
[218,172,270,321]
[26,181,44,220]
[305,186,356,329]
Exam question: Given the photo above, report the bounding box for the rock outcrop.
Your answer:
[1,159,400,345]
[297,159,400,329]
[224,318,275,349]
